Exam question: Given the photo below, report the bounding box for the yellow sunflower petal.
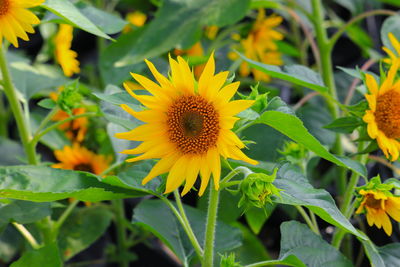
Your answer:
[389,32,400,56]
[199,155,212,196]
[219,100,255,117]
[381,59,400,94]
[198,52,216,96]
[181,156,201,196]
[142,152,181,185]
[165,156,190,194]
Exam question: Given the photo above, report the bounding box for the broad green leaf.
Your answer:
[381,16,400,55]
[77,2,127,34]
[0,166,143,202]
[378,243,400,267]
[256,110,367,177]
[133,199,242,265]
[0,138,24,166]
[7,52,68,100]
[59,206,113,260]
[0,226,23,263]
[239,54,329,94]
[244,204,275,234]
[10,242,62,267]
[0,201,51,225]
[323,116,363,134]
[358,237,386,267]
[114,0,250,66]
[41,0,111,39]
[232,223,271,265]
[280,221,352,267]
[274,163,366,240]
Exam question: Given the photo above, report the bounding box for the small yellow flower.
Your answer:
[115,54,258,196]
[356,189,400,236]
[232,9,283,82]
[122,11,147,33]
[50,91,88,143]
[363,57,400,161]
[52,143,112,175]
[54,24,80,77]
[174,42,205,79]
[0,0,44,47]
[205,25,219,40]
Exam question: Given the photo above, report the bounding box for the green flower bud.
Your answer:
[220,253,242,267]
[238,168,282,210]
[58,81,83,114]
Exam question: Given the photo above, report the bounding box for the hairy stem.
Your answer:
[203,186,220,267]
[0,45,37,164]
[13,222,40,249]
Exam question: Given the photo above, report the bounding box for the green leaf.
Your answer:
[378,243,400,267]
[244,204,275,234]
[37,99,56,109]
[280,221,352,267]
[232,222,271,264]
[41,0,111,39]
[132,199,242,264]
[114,0,250,66]
[0,166,144,202]
[77,2,127,34]
[358,237,386,267]
[274,163,366,240]
[323,116,363,134]
[10,242,62,267]
[0,138,24,165]
[0,200,51,225]
[59,206,113,260]
[239,54,329,94]
[256,110,367,177]
[0,226,23,263]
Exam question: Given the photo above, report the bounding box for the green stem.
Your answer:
[220,166,253,184]
[158,195,204,260]
[245,261,297,267]
[311,0,346,194]
[30,112,99,147]
[331,142,368,248]
[12,222,40,249]
[0,91,8,137]
[295,206,320,235]
[33,107,59,137]
[113,199,129,267]
[0,45,37,164]
[53,199,79,233]
[328,9,397,49]
[173,190,204,257]
[203,186,220,267]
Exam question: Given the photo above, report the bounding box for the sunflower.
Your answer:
[54,24,80,77]
[363,57,400,161]
[174,42,205,79]
[355,189,400,236]
[0,0,43,47]
[50,91,88,143]
[122,11,147,33]
[115,54,258,196]
[230,9,283,82]
[52,143,111,175]
[383,32,400,65]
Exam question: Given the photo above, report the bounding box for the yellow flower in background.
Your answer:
[52,143,112,175]
[115,54,258,196]
[0,0,44,47]
[174,42,205,79]
[363,58,400,161]
[123,11,147,33]
[383,32,400,64]
[50,91,88,143]
[355,189,400,236]
[205,25,219,40]
[55,24,80,77]
[231,9,283,82]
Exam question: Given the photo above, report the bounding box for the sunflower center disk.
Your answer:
[74,163,94,173]
[365,194,383,210]
[167,95,219,154]
[375,90,400,139]
[0,0,10,16]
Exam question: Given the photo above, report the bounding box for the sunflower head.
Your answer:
[355,176,400,236]
[115,53,258,196]
[55,24,80,77]
[52,143,112,175]
[363,39,400,161]
[0,0,44,47]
